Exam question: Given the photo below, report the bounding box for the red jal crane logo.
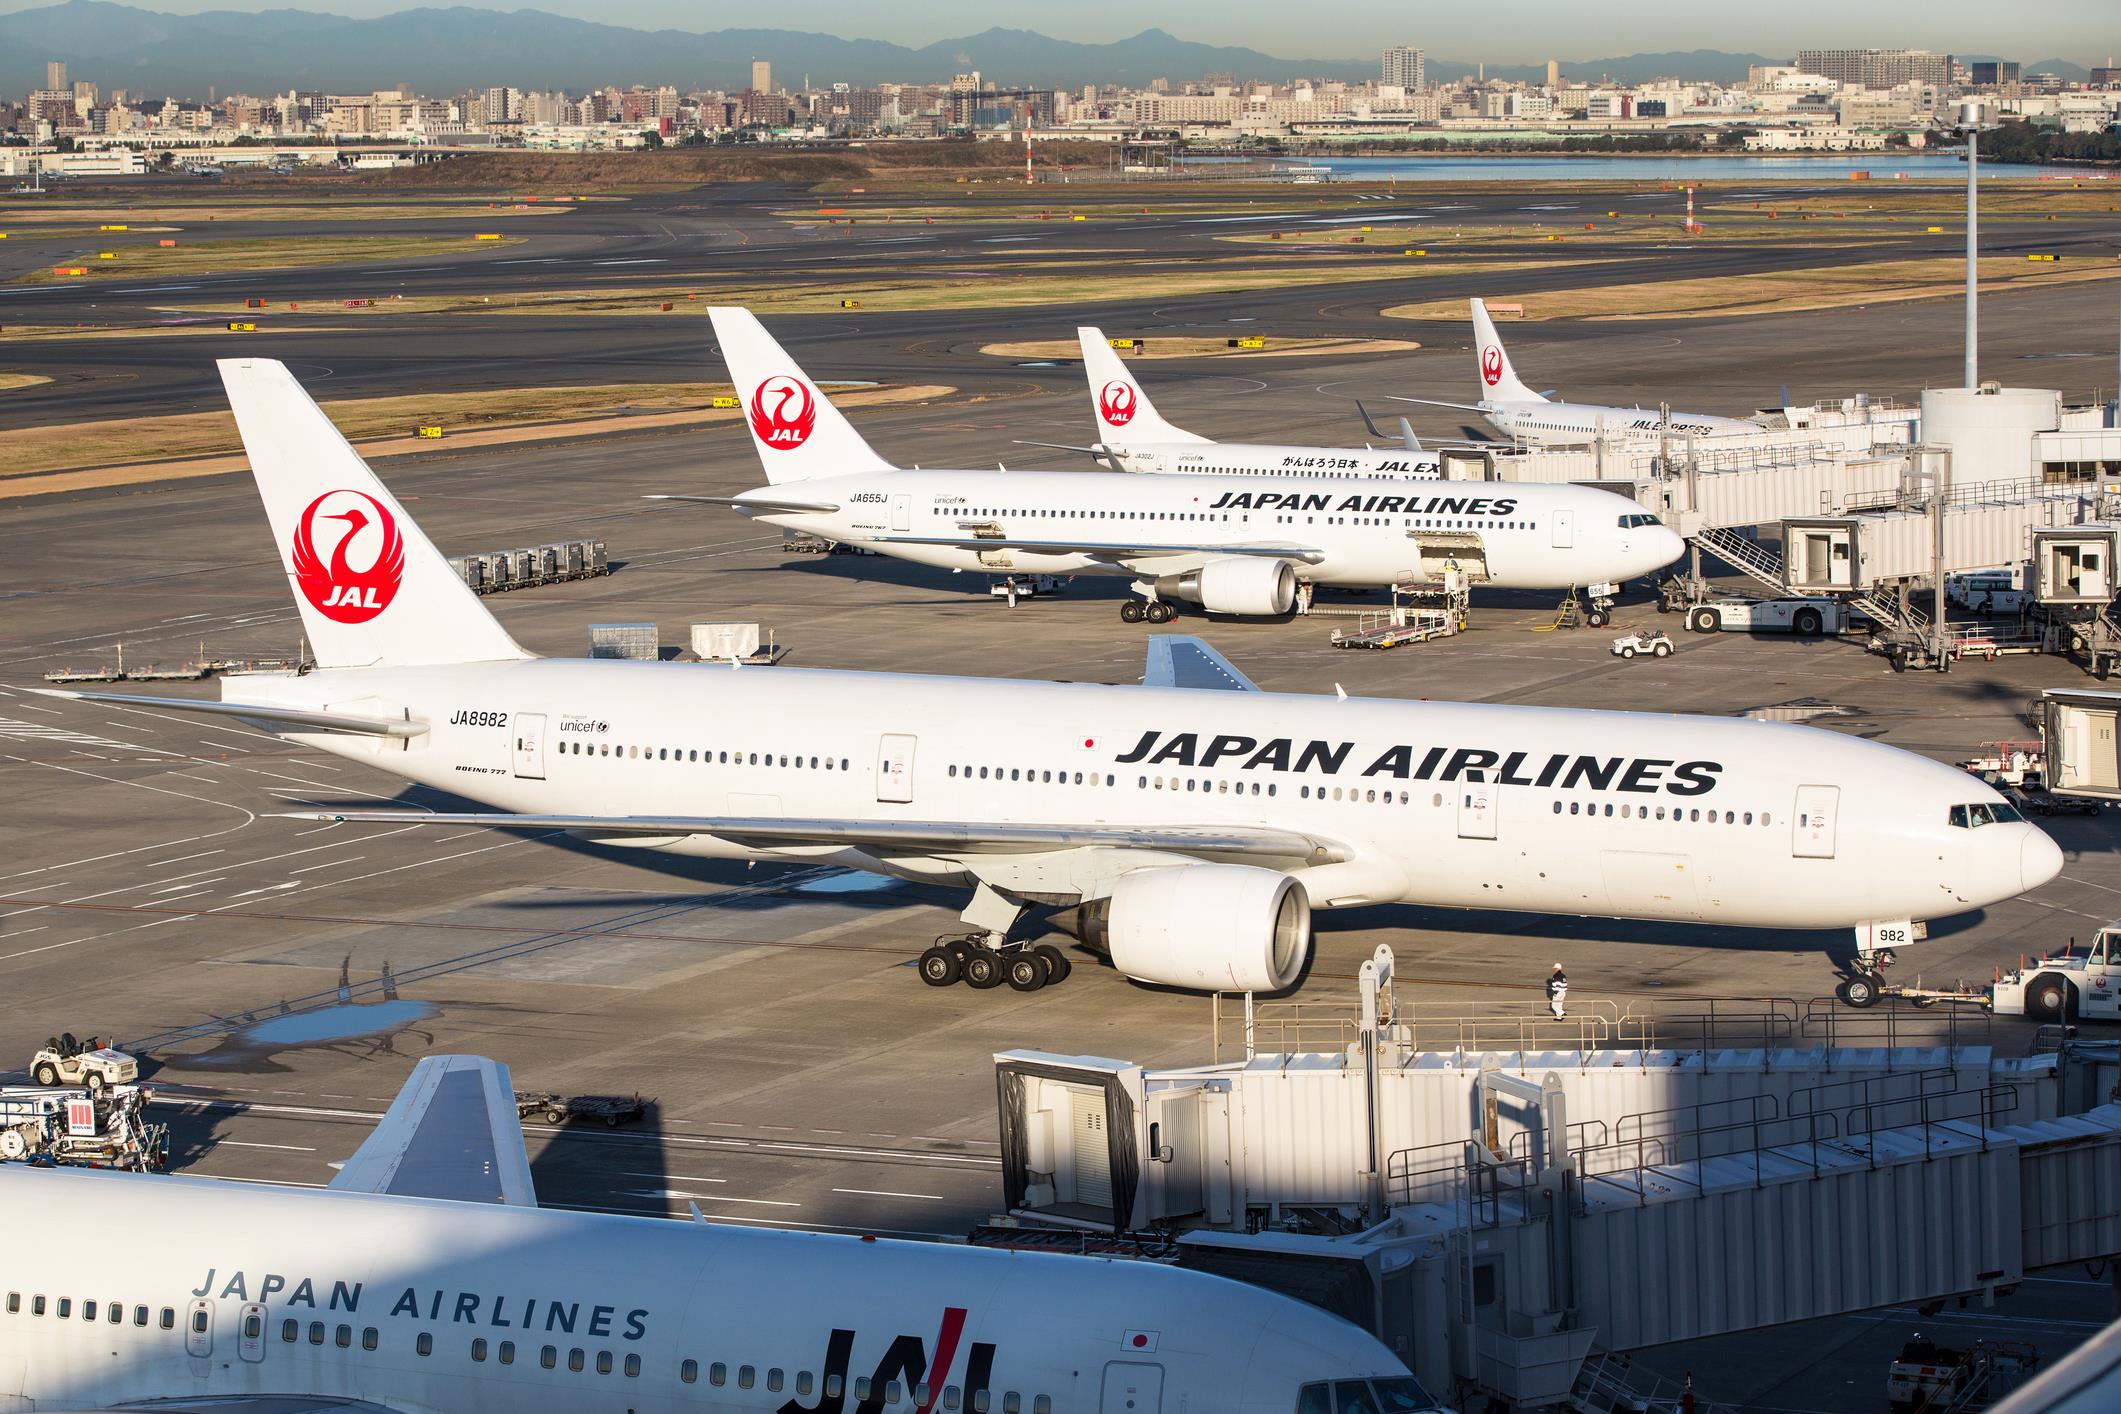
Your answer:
[749,376,817,450]
[1481,346,1504,387]
[291,490,405,624]
[1098,380,1137,427]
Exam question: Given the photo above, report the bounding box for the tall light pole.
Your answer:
[1961,100,1986,390]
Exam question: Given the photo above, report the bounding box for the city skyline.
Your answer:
[0,0,2111,64]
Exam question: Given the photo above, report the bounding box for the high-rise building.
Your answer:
[750,59,771,94]
[1969,61,2020,87]
[46,60,66,92]
[1546,59,1560,87]
[1795,48,1951,90]
[1382,46,1425,91]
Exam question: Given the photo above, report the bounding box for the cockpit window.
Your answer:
[1618,513,1660,529]
[1296,1378,1437,1414]
[1949,802,2024,829]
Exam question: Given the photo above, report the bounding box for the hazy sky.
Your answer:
[2,0,2113,61]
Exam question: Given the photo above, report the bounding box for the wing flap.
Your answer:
[278,810,1343,864]
[330,1055,534,1207]
[1143,635,1259,693]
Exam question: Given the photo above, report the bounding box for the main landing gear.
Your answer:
[1120,598,1178,624]
[919,937,1074,993]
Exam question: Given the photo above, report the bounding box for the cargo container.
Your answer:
[589,623,659,661]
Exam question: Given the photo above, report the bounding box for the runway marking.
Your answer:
[154,877,225,892]
[625,1190,799,1206]
[220,1140,317,1152]
[620,1170,725,1184]
[149,850,226,870]
[834,1188,945,1200]
[0,716,174,753]
[289,856,364,873]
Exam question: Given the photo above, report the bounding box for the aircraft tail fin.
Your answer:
[218,359,530,670]
[709,307,896,484]
[1470,298,1542,404]
[1076,328,1210,446]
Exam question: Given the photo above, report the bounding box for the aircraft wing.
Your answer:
[646,493,843,514]
[329,1054,535,1207]
[1143,634,1259,692]
[1387,396,1490,414]
[30,688,427,739]
[278,811,1344,865]
[870,535,1326,565]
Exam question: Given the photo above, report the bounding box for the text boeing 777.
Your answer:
[1395,299,1760,447]
[0,1055,1424,1413]
[40,358,2058,996]
[677,308,1680,622]
[1026,326,1443,481]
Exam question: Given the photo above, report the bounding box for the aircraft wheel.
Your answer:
[1034,944,1073,985]
[32,1063,57,1087]
[963,951,1005,990]
[1005,954,1047,992]
[1587,609,1610,628]
[1147,601,1177,624]
[1120,601,1146,624]
[2026,972,2075,1023]
[1839,973,1881,1009]
[918,945,962,988]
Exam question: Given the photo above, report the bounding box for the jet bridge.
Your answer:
[991,954,2121,1410]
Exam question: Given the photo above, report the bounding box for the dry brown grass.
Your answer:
[13,233,526,284]
[0,372,53,391]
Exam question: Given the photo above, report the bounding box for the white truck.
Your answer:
[0,1084,166,1171]
[1682,596,1847,637]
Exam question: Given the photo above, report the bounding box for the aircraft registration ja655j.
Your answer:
[669,309,1683,623]
[39,359,2059,999]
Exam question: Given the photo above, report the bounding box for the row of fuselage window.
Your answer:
[956,506,1531,533]
[557,741,853,771]
[2,1295,1045,1408]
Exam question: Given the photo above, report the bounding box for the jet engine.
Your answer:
[1159,557,1297,617]
[1079,864,1310,992]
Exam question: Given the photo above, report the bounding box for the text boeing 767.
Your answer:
[37,359,2060,998]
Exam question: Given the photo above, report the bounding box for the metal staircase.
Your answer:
[1690,525,1786,593]
[1569,1346,1731,1414]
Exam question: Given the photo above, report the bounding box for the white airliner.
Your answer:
[1023,327,1442,481]
[673,308,1681,622]
[37,357,2061,997]
[0,1055,1425,1412]
[1396,298,1761,446]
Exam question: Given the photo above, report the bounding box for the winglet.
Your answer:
[330,1055,535,1207]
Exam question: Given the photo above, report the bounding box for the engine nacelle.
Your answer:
[1159,557,1297,617]
[1080,864,1310,992]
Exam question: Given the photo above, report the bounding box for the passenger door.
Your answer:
[1457,777,1497,840]
[1550,510,1575,549]
[239,1303,267,1364]
[512,712,546,780]
[1792,784,1839,858]
[891,494,912,533]
[185,1298,213,1359]
[1100,1361,1164,1414]
[876,734,916,804]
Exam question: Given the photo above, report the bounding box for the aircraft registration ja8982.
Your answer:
[40,360,2061,999]
[662,310,1683,624]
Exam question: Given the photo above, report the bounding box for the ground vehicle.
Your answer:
[1947,571,2030,617]
[1610,629,1674,659]
[1993,926,2121,1022]
[1684,596,1846,636]
[29,1034,137,1094]
[1958,739,2044,786]
[0,1084,166,1171]
[514,1091,649,1127]
[2009,775,2101,819]
[1885,1335,2037,1412]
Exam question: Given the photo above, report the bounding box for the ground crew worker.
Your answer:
[1546,963,1568,1020]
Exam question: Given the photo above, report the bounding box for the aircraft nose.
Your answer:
[1639,524,1686,572]
[2022,827,2065,892]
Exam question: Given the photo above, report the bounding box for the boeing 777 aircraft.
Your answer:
[671,309,1679,622]
[36,358,2061,999]
[1396,299,1760,446]
[1021,327,1442,481]
[0,1055,1424,1412]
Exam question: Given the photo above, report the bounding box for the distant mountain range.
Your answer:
[0,4,2090,99]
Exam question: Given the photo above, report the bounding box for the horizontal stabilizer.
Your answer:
[30,688,425,739]
[1388,395,1489,414]
[1143,635,1259,692]
[280,810,1344,864]
[1010,439,1106,457]
[646,493,843,514]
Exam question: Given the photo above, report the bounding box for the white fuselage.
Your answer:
[1104,440,1442,481]
[0,1166,1405,1414]
[739,468,1681,594]
[224,657,2054,934]
[1481,400,1759,447]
